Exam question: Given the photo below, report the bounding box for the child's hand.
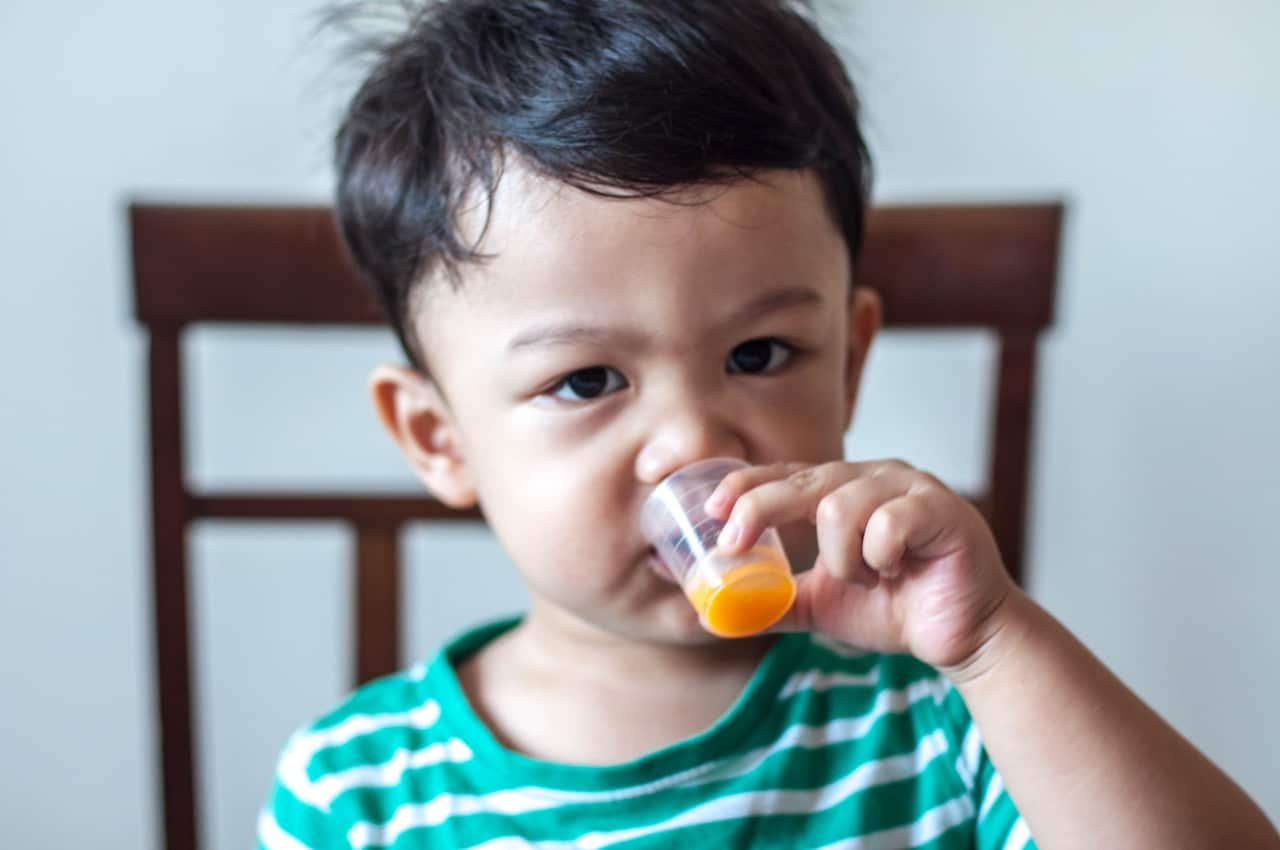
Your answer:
[706,460,1018,672]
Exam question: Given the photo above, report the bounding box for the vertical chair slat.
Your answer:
[147,327,199,850]
[990,332,1039,587]
[354,522,402,686]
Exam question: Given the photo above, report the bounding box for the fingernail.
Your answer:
[717,521,741,549]
[704,489,726,514]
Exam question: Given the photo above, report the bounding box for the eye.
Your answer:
[727,338,794,375]
[548,366,628,401]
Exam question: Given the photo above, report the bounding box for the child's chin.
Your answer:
[652,602,725,646]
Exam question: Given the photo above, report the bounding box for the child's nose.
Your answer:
[634,406,746,485]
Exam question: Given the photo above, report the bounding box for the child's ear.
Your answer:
[842,286,883,428]
[368,364,477,509]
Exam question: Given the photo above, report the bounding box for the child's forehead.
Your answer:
[458,163,837,273]
[416,163,848,356]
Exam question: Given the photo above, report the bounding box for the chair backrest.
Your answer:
[131,200,1061,850]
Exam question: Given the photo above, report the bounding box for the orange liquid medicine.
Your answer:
[682,544,796,638]
[641,458,798,639]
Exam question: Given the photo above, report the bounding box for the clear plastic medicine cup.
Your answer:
[641,457,796,638]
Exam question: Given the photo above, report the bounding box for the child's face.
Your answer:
[374,167,880,644]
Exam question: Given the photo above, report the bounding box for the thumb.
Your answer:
[769,557,879,638]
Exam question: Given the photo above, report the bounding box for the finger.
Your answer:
[703,462,811,519]
[861,486,955,579]
[707,458,916,518]
[814,474,911,585]
[714,461,870,553]
[718,460,918,554]
[769,560,886,643]
[767,560,854,633]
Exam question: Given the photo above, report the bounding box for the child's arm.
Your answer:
[708,460,1279,848]
[948,588,1276,846]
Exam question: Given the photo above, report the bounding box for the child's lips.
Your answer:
[645,548,678,584]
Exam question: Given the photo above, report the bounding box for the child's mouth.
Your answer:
[646,548,678,584]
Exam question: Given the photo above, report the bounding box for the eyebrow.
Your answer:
[727,286,824,326]
[506,286,825,353]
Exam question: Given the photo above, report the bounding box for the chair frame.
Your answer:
[131,200,1061,850]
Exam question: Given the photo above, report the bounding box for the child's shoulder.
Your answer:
[310,660,440,737]
[295,616,517,750]
[275,660,454,793]
[259,654,470,845]
[268,618,508,817]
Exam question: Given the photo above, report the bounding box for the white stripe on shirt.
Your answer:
[281,700,444,809]
[257,809,316,850]
[309,738,474,808]
[810,792,977,850]
[979,770,1005,823]
[1002,817,1033,850]
[779,667,881,699]
[348,727,952,850]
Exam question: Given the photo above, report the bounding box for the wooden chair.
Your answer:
[131,199,1061,850]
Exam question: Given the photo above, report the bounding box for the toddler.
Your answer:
[258,1,1277,847]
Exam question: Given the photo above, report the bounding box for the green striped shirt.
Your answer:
[258,618,1035,849]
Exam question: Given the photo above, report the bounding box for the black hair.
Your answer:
[331,0,871,369]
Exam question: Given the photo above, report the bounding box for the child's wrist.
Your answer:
[938,586,1036,688]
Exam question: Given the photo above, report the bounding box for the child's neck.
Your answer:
[455,610,777,766]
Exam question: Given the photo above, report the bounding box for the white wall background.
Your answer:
[1,1,1276,847]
